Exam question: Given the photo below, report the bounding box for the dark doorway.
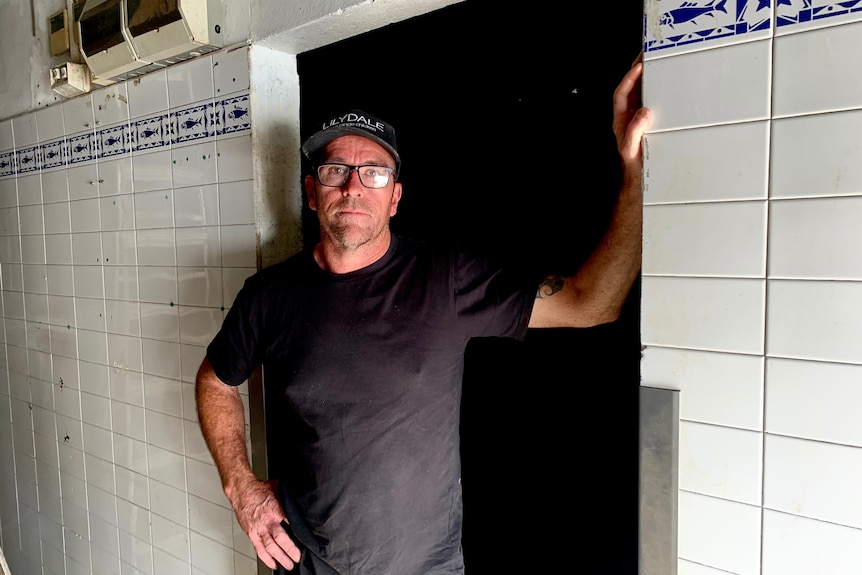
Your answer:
[297,2,643,572]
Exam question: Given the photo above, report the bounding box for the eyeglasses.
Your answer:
[315,163,395,189]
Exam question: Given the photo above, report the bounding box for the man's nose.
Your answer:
[341,168,364,196]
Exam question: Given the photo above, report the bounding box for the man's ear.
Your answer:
[305,175,318,211]
[389,182,403,217]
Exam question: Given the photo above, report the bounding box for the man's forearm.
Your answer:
[195,357,257,500]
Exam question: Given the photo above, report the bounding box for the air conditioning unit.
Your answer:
[77,0,224,82]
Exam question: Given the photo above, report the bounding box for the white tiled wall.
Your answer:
[0,46,257,575]
[642,2,862,573]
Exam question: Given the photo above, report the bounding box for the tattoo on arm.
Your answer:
[536,275,565,299]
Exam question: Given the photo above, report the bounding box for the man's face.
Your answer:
[305,135,402,251]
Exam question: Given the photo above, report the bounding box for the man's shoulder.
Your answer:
[244,249,315,289]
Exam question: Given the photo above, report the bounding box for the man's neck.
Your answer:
[313,230,393,274]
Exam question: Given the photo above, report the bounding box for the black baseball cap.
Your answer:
[301,109,401,175]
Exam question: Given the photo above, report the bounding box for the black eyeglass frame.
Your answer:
[314,163,396,189]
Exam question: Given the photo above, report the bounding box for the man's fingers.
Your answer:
[273,524,303,564]
[251,526,301,571]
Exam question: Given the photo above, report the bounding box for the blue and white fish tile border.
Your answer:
[0,91,250,179]
[776,0,862,27]
[644,0,862,53]
[644,0,772,53]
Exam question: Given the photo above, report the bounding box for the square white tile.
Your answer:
[81,390,112,430]
[770,110,862,199]
[115,465,149,509]
[174,184,219,227]
[142,338,182,380]
[79,360,110,398]
[132,150,173,193]
[151,513,190,563]
[176,226,220,267]
[111,400,145,442]
[17,174,42,206]
[107,333,144,373]
[145,410,184,455]
[644,200,766,277]
[21,234,46,264]
[178,307,222,347]
[70,198,101,233]
[138,266,178,305]
[41,169,69,203]
[35,103,66,143]
[104,266,139,301]
[100,194,136,231]
[0,178,15,208]
[766,279,862,363]
[74,296,107,332]
[110,368,144,408]
[92,83,131,129]
[105,299,142,337]
[766,358,862,448]
[137,228,176,266]
[46,264,74,297]
[149,477,189,527]
[641,276,765,353]
[98,157,134,197]
[44,202,71,235]
[644,39,771,132]
[216,135,252,183]
[769,197,862,280]
[764,433,862,529]
[63,94,95,136]
[213,46,250,97]
[116,498,152,543]
[220,225,256,268]
[71,232,103,265]
[762,510,862,575]
[12,113,38,147]
[77,328,108,365]
[19,204,44,235]
[167,55,215,108]
[83,422,114,462]
[140,302,180,342]
[67,163,99,200]
[679,420,762,505]
[48,294,75,327]
[128,69,169,119]
[0,119,13,151]
[147,443,186,491]
[678,490,762,574]
[172,141,217,188]
[185,458,228,508]
[190,531,234,575]
[134,189,175,229]
[113,434,148,477]
[773,20,862,116]
[102,230,138,266]
[178,267,222,307]
[183,420,213,466]
[143,375,183,418]
[72,265,104,298]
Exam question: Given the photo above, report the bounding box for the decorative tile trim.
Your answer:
[0,91,250,177]
[644,0,772,53]
[777,0,862,27]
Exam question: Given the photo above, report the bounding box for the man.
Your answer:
[196,55,651,574]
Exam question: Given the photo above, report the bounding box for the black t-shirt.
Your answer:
[207,235,540,575]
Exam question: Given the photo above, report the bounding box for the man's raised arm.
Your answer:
[529,53,652,329]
